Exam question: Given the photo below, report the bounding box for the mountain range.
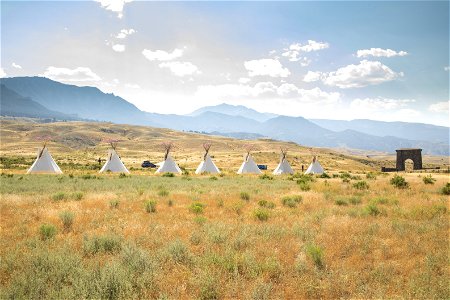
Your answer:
[1,76,448,155]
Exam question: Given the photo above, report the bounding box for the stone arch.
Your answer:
[396,149,422,171]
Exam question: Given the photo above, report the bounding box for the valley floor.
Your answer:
[0,172,448,299]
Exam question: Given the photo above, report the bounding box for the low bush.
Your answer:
[254,208,270,221]
[365,204,381,216]
[109,199,120,209]
[353,181,369,190]
[298,182,311,191]
[83,234,122,255]
[319,173,331,178]
[305,243,324,269]
[259,174,274,180]
[189,202,205,214]
[39,224,57,240]
[166,239,191,264]
[348,196,362,205]
[390,175,409,189]
[161,172,175,177]
[441,183,450,195]
[145,200,157,213]
[335,198,348,206]
[119,172,128,178]
[72,192,84,201]
[158,189,169,197]
[366,172,377,180]
[194,216,207,225]
[281,195,302,208]
[240,192,250,201]
[258,200,275,209]
[231,201,244,215]
[209,176,218,181]
[422,175,436,185]
[51,192,66,201]
[59,210,75,232]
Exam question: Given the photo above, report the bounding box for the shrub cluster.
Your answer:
[390,175,409,189]
[281,195,303,208]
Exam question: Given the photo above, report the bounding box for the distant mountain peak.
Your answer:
[188,103,278,122]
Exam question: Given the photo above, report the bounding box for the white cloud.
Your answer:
[282,40,329,62]
[238,77,251,84]
[142,48,184,61]
[0,68,6,78]
[125,83,140,89]
[115,28,136,39]
[11,62,22,69]
[350,97,415,111]
[112,44,125,52]
[356,48,408,58]
[303,71,322,82]
[196,82,340,105]
[42,66,101,82]
[444,66,450,71]
[158,61,200,77]
[244,59,290,77]
[428,101,449,113]
[95,0,132,18]
[322,60,403,88]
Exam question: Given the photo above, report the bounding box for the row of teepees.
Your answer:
[27,140,324,175]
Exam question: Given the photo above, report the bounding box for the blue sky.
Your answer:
[1,1,449,125]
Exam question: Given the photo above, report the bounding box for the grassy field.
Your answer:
[0,118,449,299]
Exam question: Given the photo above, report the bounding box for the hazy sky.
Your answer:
[1,1,449,126]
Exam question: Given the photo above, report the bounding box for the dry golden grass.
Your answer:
[0,118,449,299]
[0,172,448,299]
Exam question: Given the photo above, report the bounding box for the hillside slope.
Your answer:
[0,77,157,126]
[0,85,76,120]
[0,118,398,172]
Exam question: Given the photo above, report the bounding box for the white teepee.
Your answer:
[155,142,182,174]
[305,156,324,174]
[273,148,294,175]
[27,146,62,174]
[99,148,129,173]
[195,143,220,174]
[237,148,262,174]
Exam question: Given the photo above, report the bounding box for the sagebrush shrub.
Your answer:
[305,243,324,269]
[441,183,450,195]
[335,198,348,206]
[39,224,57,240]
[145,200,157,213]
[353,181,369,190]
[282,195,302,208]
[189,202,205,214]
[254,208,269,221]
[158,189,169,197]
[83,234,122,255]
[52,192,66,201]
[259,174,274,180]
[365,204,381,216]
[110,199,120,209]
[390,175,409,189]
[59,211,75,232]
[166,239,191,264]
[240,192,250,201]
[72,192,84,201]
[422,175,436,185]
[161,172,175,177]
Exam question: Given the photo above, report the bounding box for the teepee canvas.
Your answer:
[237,147,262,174]
[27,145,62,174]
[195,143,220,174]
[273,148,294,175]
[99,142,129,173]
[305,156,324,174]
[155,142,182,174]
